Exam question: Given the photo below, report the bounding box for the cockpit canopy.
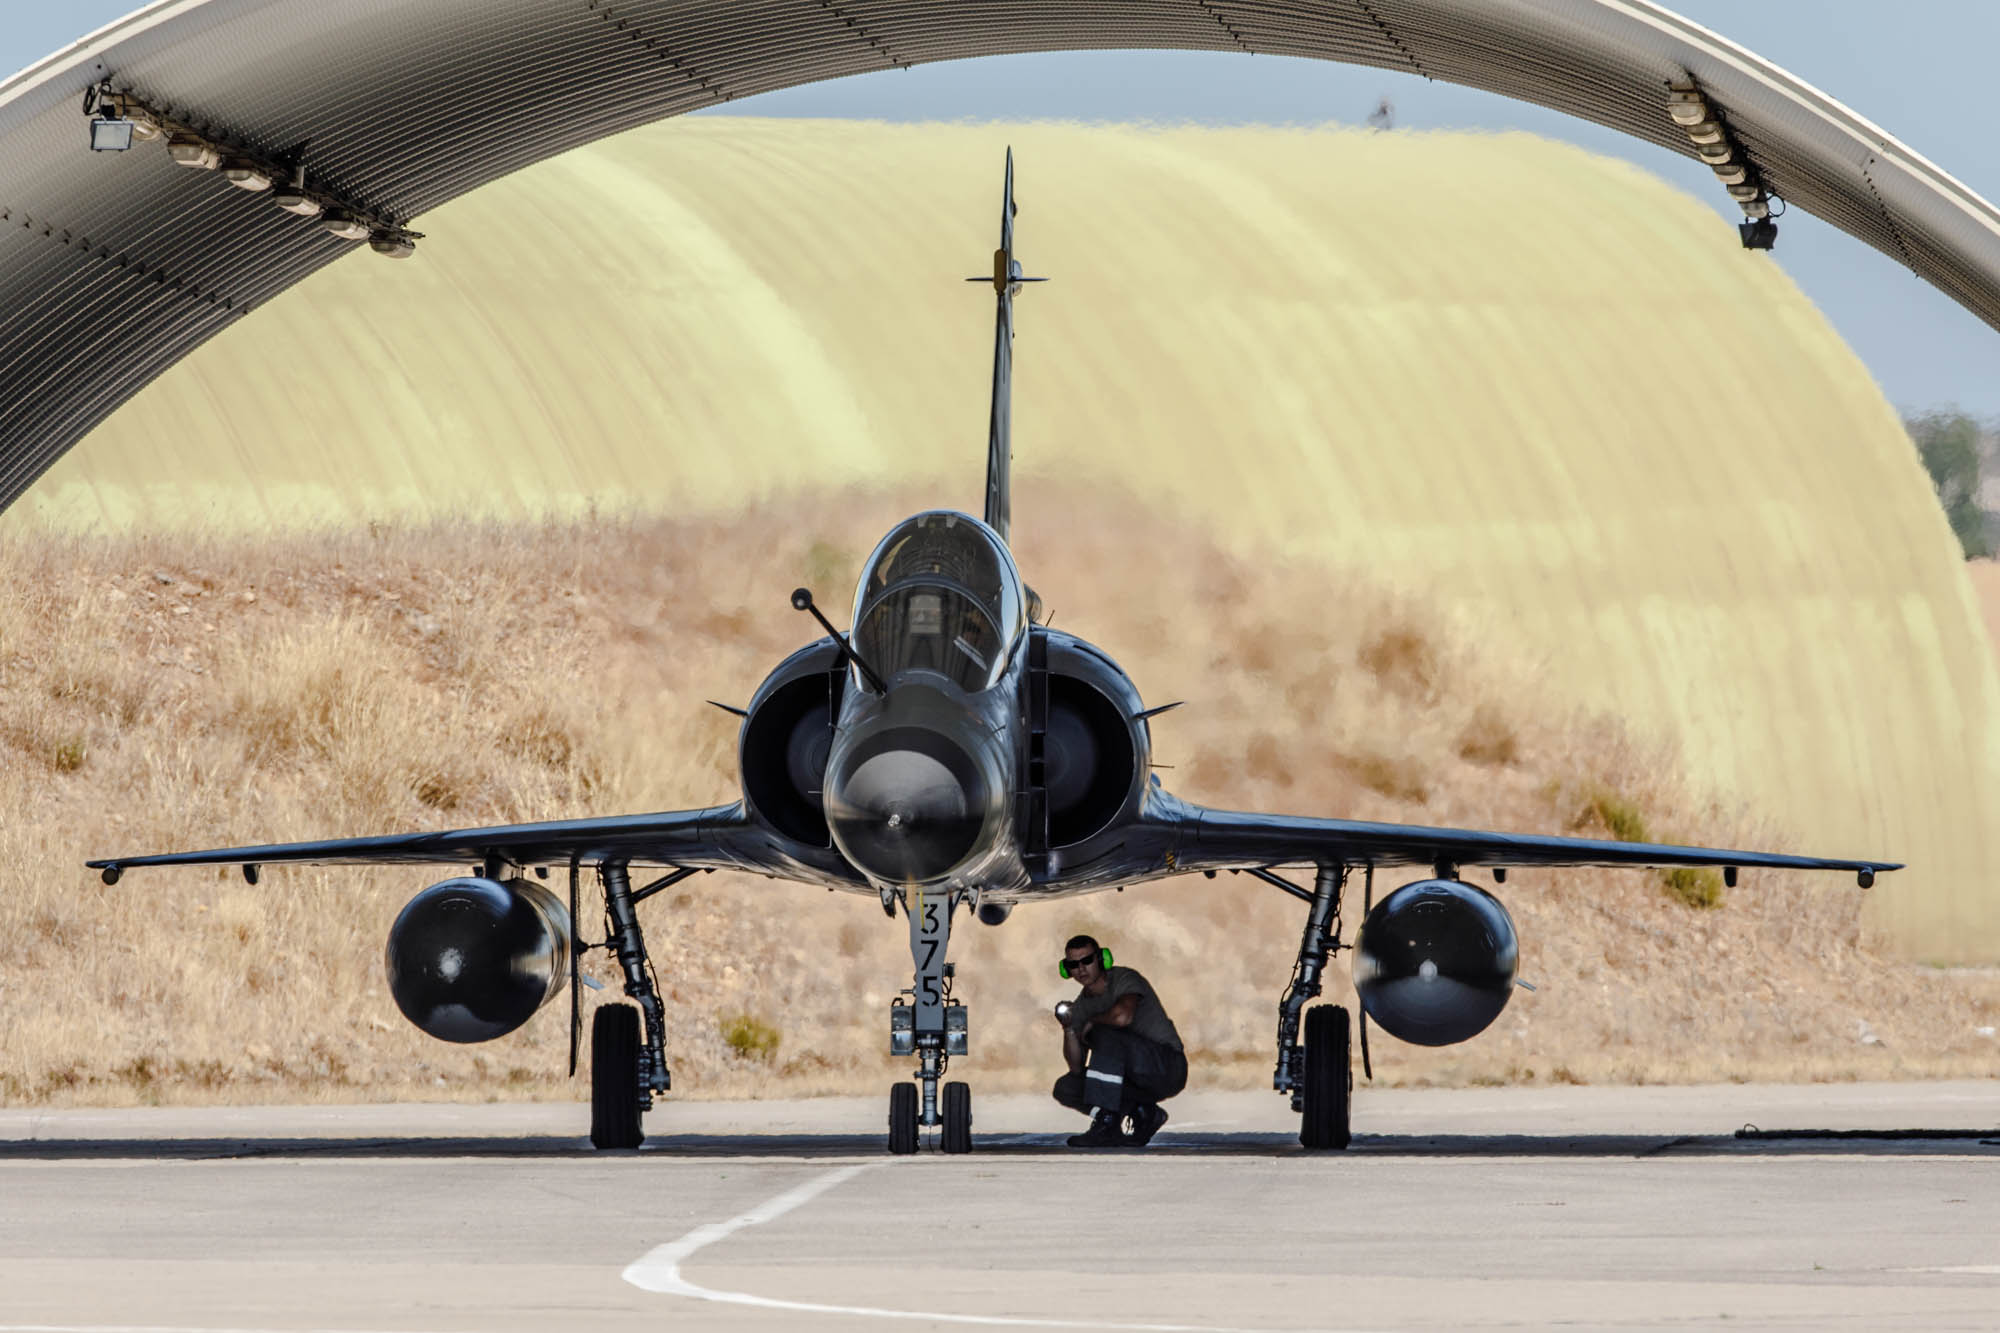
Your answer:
[851,511,1026,693]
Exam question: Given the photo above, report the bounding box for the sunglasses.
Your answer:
[1062,955,1097,973]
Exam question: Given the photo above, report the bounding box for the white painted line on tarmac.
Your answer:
[623,1162,1383,1331]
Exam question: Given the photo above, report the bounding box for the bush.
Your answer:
[1661,866,1724,909]
[1582,785,1649,844]
[1904,409,1993,559]
[720,1013,781,1061]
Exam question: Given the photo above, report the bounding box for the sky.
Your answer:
[15,1,1998,419]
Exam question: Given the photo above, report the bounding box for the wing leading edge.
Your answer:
[1150,793,1896,885]
[88,803,774,880]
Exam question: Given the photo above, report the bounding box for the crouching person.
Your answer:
[1052,934,1187,1148]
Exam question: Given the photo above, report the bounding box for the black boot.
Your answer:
[1127,1103,1169,1147]
[1067,1110,1129,1148]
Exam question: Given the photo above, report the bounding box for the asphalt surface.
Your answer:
[1,1083,1996,1332]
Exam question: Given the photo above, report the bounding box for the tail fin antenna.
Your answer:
[964,147,1046,546]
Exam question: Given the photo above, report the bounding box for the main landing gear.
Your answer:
[886,887,973,1154]
[589,860,673,1150]
[1268,863,1354,1150]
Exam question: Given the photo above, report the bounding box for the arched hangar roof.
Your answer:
[3,0,1997,514]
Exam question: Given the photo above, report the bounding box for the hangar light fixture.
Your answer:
[166,133,219,170]
[273,189,323,217]
[89,115,135,152]
[1666,89,1710,127]
[1667,78,1777,251]
[221,158,272,192]
[320,211,371,241]
[84,79,423,258]
[272,163,323,217]
[1739,217,1778,250]
[82,83,156,151]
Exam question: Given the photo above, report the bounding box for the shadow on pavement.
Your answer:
[2,1129,1995,1161]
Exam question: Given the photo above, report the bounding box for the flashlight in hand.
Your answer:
[1055,1000,1073,1023]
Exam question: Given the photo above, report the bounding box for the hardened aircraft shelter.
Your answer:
[1,0,1998,510]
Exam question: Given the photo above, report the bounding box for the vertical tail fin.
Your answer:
[965,147,1045,546]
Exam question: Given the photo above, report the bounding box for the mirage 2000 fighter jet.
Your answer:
[92,153,1898,1154]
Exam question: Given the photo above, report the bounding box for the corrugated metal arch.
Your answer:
[3,0,1997,512]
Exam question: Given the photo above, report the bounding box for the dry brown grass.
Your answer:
[1,481,1993,1107]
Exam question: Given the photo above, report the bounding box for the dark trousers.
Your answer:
[1053,1027,1188,1118]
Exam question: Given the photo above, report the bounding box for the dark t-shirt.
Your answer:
[1065,965,1183,1052]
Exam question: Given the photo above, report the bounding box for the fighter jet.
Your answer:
[90,151,1897,1154]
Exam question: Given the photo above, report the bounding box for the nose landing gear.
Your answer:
[886,887,973,1154]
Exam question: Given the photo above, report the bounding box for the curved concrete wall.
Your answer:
[21,119,1998,959]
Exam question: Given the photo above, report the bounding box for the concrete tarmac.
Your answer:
[1,1082,1996,1332]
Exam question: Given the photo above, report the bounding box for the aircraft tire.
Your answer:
[1299,1004,1352,1151]
[888,1081,919,1154]
[590,1004,645,1150]
[941,1080,972,1154]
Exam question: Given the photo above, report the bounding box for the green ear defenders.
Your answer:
[1058,947,1113,979]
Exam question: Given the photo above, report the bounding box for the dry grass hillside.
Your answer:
[15,119,1996,961]
[2,482,1992,1108]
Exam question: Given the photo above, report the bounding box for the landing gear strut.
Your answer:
[886,887,971,1154]
[590,860,671,1150]
[1272,863,1353,1150]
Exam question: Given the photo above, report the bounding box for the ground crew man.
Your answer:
[1051,934,1188,1148]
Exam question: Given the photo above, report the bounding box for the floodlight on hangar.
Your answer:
[320,211,370,241]
[83,81,420,258]
[1666,78,1778,251]
[82,83,157,152]
[166,133,219,170]
[88,115,134,152]
[272,163,322,217]
[1666,89,1710,127]
[221,158,272,192]
[1739,217,1779,250]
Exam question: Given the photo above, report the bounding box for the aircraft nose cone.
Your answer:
[825,726,992,884]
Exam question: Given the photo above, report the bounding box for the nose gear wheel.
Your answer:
[942,1080,973,1154]
[888,1081,919,1155]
